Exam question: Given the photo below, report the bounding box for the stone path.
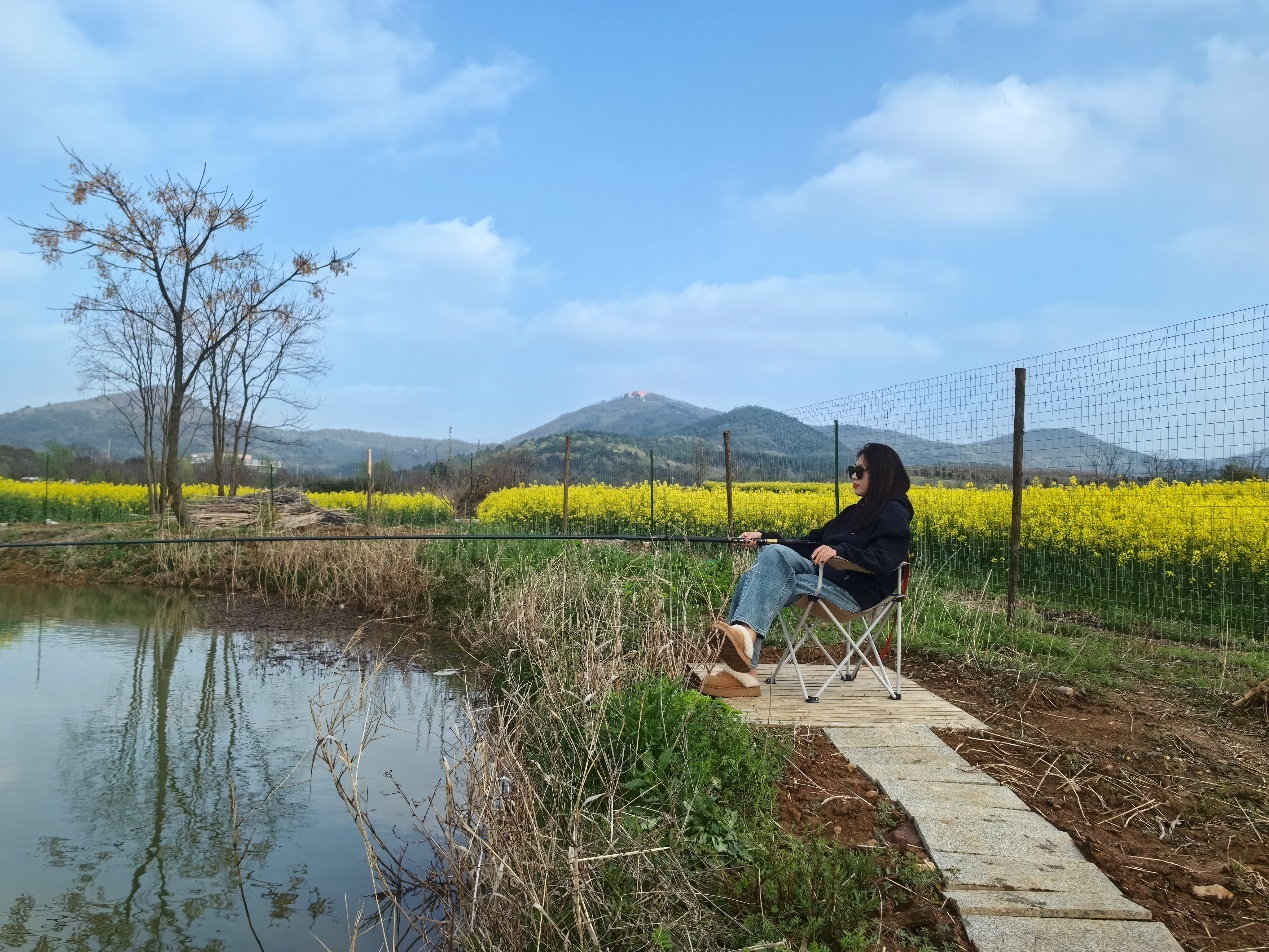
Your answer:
[725,663,987,729]
[826,725,1184,952]
[723,666,1185,949]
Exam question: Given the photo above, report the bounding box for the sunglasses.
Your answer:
[846,465,868,479]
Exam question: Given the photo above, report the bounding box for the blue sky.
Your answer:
[2,0,1267,442]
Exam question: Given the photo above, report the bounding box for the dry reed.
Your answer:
[155,532,442,616]
[311,547,737,951]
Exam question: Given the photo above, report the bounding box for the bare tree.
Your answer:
[1085,440,1125,482]
[22,148,351,524]
[71,288,205,513]
[1238,444,1267,478]
[693,438,709,486]
[201,288,330,496]
[1142,451,1183,482]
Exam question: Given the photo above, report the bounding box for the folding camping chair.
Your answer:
[764,557,909,703]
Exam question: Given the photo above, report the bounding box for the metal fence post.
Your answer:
[1007,367,1026,624]
[723,430,734,537]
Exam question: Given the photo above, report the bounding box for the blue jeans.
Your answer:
[727,544,862,665]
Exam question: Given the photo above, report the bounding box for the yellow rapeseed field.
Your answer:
[306,490,454,524]
[478,479,1269,573]
[0,480,453,526]
[0,479,226,522]
[6,476,1266,575]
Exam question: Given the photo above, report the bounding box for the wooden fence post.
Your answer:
[649,449,655,534]
[1007,367,1026,625]
[723,430,734,537]
[562,434,572,535]
[366,448,373,528]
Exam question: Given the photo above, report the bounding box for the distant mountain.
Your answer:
[262,427,479,472]
[0,391,1188,481]
[973,428,1155,471]
[0,395,479,474]
[0,396,132,452]
[500,430,824,485]
[508,392,720,444]
[681,406,833,457]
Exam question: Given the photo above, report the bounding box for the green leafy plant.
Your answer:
[599,676,787,860]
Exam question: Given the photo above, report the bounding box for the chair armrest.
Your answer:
[825,557,872,574]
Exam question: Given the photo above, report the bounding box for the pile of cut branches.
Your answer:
[188,488,357,531]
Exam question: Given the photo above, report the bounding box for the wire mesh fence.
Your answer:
[5,304,1266,665]
[786,303,1269,649]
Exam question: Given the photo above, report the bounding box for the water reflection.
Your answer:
[0,586,453,952]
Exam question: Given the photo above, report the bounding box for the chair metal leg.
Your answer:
[892,605,903,701]
[770,590,906,704]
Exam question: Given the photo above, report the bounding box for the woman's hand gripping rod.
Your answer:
[736,531,869,573]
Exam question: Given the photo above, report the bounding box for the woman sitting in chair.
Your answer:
[695,442,913,698]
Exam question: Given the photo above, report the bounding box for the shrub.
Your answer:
[599,676,787,860]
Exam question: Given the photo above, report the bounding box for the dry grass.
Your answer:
[309,550,747,951]
[155,534,442,616]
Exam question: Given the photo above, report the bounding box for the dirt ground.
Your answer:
[776,727,972,950]
[919,655,1269,952]
[764,638,1269,952]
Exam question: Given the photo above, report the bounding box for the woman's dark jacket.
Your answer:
[777,495,913,609]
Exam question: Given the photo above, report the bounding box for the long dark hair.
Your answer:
[849,443,911,529]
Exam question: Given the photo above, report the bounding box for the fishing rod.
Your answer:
[0,532,784,551]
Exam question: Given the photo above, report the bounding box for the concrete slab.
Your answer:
[962,915,1183,951]
[919,818,1086,862]
[876,778,1031,813]
[946,888,1151,920]
[913,805,1057,829]
[844,745,998,785]
[866,762,1004,786]
[817,686,1181,947]
[825,725,945,749]
[934,852,1118,893]
[845,742,975,771]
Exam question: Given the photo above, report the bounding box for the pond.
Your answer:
[0,585,457,952]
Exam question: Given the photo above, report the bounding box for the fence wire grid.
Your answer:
[3,305,1267,669]
[786,303,1269,650]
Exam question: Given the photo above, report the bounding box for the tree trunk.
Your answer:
[163,383,187,527]
[228,430,244,497]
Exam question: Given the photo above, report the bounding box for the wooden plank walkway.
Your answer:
[723,663,986,729]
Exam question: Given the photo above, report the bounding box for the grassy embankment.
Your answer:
[0,523,956,950]
[2,520,1264,950]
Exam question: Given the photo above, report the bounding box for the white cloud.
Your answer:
[1173,223,1269,268]
[330,216,532,342]
[0,4,143,156]
[911,0,1244,36]
[757,73,1172,225]
[911,0,1041,40]
[538,269,948,362]
[0,0,533,156]
[757,32,1269,232]
[961,304,1150,354]
[522,269,951,417]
